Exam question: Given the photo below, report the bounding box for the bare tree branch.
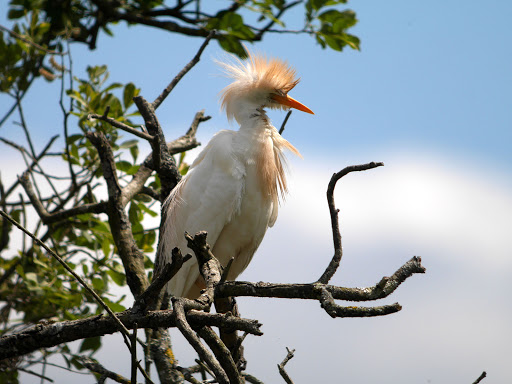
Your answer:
[278,110,292,135]
[88,112,154,142]
[317,161,385,284]
[217,256,425,303]
[318,287,401,318]
[243,372,265,384]
[86,131,149,297]
[133,248,192,313]
[0,308,263,360]
[277,347,295,384]
[196,326,243,384]
[167,110,209,156]
[133,95,181,199]
[173,298,230,384]
[78,356,131,384]
[152,30,216,110]
[20,172,107,224]
[472,371,487,384]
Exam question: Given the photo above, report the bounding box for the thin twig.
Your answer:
[131,324,138,384]
[317,161,385,284]
[60,43,77,189]
[152,30,216,110]
[0,24,65,55]
[243,372,265,384]
[472,371,487,384]
[78,357,131,384]
[277,347,295,384]
[253,0,303,40]
[279,110,292,135]
[0,135,59,201]
[17,368,54,383]
[15,92,37,159]
[88,113,154,141]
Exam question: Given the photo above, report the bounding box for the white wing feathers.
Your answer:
[158,130,245,297]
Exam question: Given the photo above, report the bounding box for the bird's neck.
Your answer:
[235,110,273,150]
[233,110,300,202]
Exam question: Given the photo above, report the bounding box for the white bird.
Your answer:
[156,52,314,299]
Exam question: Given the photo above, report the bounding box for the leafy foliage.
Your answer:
[0,60,156,378]
[5,0,359,57]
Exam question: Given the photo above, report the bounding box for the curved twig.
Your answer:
[317,161,385,284]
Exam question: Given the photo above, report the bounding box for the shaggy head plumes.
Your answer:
[218,52,301,121]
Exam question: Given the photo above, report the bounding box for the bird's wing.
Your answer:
[157,130,245,297]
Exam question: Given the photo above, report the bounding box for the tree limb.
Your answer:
[86,131,149,297]
[133,248,192,313]
[216,256,425,303]
[0,309,263,360]
[317,161,385,284]
[133,96,181,199]
[173,299,230,384]
[196,326,243,384]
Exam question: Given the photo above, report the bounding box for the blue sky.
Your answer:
[2,1,512,383]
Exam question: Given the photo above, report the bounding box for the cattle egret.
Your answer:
[155,52,314,298]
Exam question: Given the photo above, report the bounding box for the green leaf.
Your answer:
[25,272,38,284]
[8,8,26,19]
[217,35,248,58]
[138,202,157,217]
[101,238,111,258]
[130,144,139,162]
[123,83,138,109]
[323,34,343,51]
[103,297,126,312]
[343,33,360,50]
[119,140,138,149]
[91,277,104,291]
[116,160,133,173]
[79,336,102,353]
[106,269,126,286]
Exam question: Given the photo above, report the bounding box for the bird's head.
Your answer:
[218,51,314,124]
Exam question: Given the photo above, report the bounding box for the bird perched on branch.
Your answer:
[156,51,314,298]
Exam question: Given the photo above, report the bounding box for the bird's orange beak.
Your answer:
[272,94,314,115]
